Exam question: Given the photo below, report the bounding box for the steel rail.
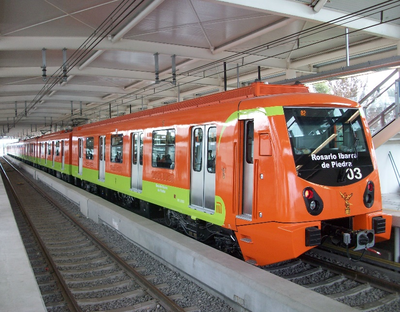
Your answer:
[319,243,400,273]
[300,254,400,294]
[0,158,82,312]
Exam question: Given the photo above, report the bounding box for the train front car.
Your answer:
[233,92,392,266]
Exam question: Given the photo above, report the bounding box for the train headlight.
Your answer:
[363,181,374,208]
[303,187,323,216]
[304,188,314,199]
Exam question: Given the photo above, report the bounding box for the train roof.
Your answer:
[76,82,309,130]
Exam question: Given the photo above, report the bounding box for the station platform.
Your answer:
[382,193,400,263]
[3,157,400,311]
[383,193,400,227]
[382,193,400,212]
[0,172,47,311]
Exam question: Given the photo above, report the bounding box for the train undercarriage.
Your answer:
[70,176,243,259]
[321,216,386,251]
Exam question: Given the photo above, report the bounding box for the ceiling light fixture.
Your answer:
[62,48,68,82]
[123,81,140,91]
[41,48,47,81]
[102,93,117,100]
[313,0,328,13]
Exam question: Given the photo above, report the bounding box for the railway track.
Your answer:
[0,157,212,312]
[263,249,400,311]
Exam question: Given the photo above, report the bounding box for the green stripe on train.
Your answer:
[32,157,72,174]
[72,165,226,225]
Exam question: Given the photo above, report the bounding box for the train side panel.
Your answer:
[36,131,72,179]
[6,82,392,266]
[71,101,243,227]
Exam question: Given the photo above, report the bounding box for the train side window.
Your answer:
[99,137,105,161]
[86,137,94,160]
[55,141,60,156]
[132,133,138,165]
[207,127,217,173]
[78,138,82,158]
[152,129,175,169]
[193,128,203,172]
[48,142,51,155]
[245,121,254,164]
[140,133,143,166]
[110,134,123,163]
[132,133,144,165]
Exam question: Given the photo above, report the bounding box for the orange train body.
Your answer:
[8,82,392,266]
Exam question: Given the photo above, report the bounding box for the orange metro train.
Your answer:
[7,82,392,266]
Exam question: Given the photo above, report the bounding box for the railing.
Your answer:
[362,69,399,136]
[388,151,400,187]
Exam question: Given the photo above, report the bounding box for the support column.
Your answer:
[395,227,399,263]
[345,28,350,66]
[286,69,297,80]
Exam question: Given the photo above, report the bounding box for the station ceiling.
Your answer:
[1,0,400,138]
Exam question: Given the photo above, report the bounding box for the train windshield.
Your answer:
[284,107,373,186]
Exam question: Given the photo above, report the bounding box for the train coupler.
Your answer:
[343,229,375,251]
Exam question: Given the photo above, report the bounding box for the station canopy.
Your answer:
[1,0,399,138]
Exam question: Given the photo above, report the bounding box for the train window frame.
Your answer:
[55,141,60,156]
[193,127,203,172]
[48,141,52,156]
[152,129,175,169]
[139,133,143,166]
[245,121,254,164]
[132,133,138,165]
[131,133,144,166]
[207,126,217,173]
[86,137,94,160]
[61,140,64,157]
[110,134,123,163]
[284,107,373,186]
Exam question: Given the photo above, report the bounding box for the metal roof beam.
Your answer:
[212,18,294,54]
[0,37,288,69]
[212,0,400,40]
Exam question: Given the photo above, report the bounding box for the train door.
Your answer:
[131,132,143,191]
[190,125,216,210]
[78,138,83,175]
[241,120,254,218]
[45,142,48,165]
[99,136,106,181]
[52,141,55,167]
[61,140,65,170]
[40,143,43,165]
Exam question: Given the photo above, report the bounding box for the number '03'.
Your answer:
[346,167,362,180]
